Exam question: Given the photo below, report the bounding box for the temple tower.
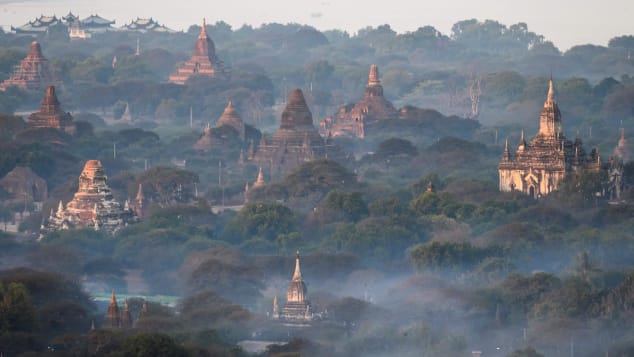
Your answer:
[280,252,313,321]
[320,64,398,138]
[42,160,137,235]
[104,290,120,328]
[253,89,344,177]
[120,298,133,329]
[169,18,225,84]
[216,100,245,140]
[498,79,600,198]
[537,78,562,138]
[0,41,58,90]
[253,167,265,188]
[26,86,76,134]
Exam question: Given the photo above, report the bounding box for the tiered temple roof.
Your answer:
[499,79,601,198]
[252,89,344,177]
[320,64,399,138]
[26,86,76,134]
[122,17,175,33]
[169,19,225,84]
[41,160,138,235]
[11,15,62,34]
[0,42,58,91]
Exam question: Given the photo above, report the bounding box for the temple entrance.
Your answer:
[529,186,536,199]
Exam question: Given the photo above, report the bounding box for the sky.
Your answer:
[1,0,632,50]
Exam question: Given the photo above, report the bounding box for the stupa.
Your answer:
[41,160,138,235]
[498,79,601,198]
[26,86,76,134]
[169,19,225,84]
[252,88,345,177]
[0,41,58,91]
[320,65,398,138]
[216,101,245,140]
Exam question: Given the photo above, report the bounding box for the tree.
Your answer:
[0,282,36,332]
[123,333,187,357]
[224,201,296,242]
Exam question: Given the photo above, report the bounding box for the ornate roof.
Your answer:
[81,14,115,26]
[122,17,175,33]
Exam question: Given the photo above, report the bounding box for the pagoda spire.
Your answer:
[292,251,302,281]
[199,18,207,39]
[254,167,265,188]
[368,64,380,86]
[104,290,120,328]
[547,77,555,104]
[538,77,562,137]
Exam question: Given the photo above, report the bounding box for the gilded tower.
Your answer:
[280,252,313,321]
[498,79,600,198]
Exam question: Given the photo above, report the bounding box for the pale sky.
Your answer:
[1,0,632,50]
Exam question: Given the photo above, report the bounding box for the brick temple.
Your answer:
[26,86,76,134]
[0,41,58,91]
[252,88,344,177]
[320,64,398,138]
[169,19,225,84]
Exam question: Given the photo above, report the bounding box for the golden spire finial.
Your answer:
[292,251,302,281]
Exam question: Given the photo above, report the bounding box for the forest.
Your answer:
[0,17,633,357]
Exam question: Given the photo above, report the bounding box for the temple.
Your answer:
[26,86,76,134]
[320,65,399,138]
[41,160,138,236]
[0,42,58,91]
[103,291,133,329]
[614,128,631,163]
[0,166,48,203]
[169,19,225,84]
[252,88,345,177]
[273,252,314,322]
[122,17,175,33]
[498,79,601,198]
[103,290,121,329]
[11,15,62,34]
[216,101,245,140]
[80,14,115,33]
